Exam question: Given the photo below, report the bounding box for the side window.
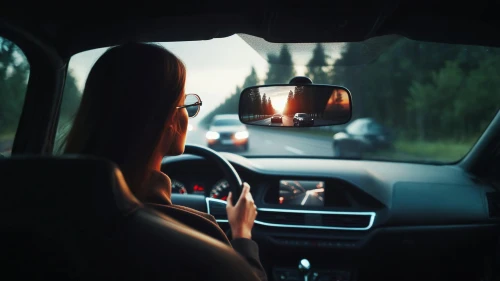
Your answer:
[0,37,30,157]
[53,68,83,153]
[53,47,108,154]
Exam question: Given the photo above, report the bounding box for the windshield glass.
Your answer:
[56,34,500,163]
[346,119,369,135]
[212,119,242,126]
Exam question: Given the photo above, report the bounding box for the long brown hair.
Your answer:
[64,43,186,198]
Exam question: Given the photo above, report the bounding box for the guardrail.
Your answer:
[240,114,272,122]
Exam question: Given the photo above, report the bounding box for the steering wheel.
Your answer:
[168,144,242,240]
[183,144,243,206]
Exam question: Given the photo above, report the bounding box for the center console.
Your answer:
[206,177,384,281]
[259,178,382,281]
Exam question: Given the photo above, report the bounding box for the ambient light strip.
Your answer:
[205,198,376,231]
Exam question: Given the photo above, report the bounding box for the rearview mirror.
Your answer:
[239,84,352,127]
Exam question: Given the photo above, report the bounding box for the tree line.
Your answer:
[334,36,500,141]
[201,37,500,142]
[239,87,275,120]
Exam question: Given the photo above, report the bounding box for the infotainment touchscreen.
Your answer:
[279,180,325,206]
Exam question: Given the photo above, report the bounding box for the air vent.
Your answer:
[206,198,375,230]
[257,212,371,228]
[487,192,500,218]
[257,212,306,225]
[322,214,371,228]
[256,209,374,230]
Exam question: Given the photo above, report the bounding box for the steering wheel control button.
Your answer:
[206,198,229,221]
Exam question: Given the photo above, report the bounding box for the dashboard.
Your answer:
[161,152,500,281]
[162,152,495,226]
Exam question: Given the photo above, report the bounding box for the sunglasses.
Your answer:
[177,93,202,118]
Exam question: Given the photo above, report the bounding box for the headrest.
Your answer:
[0,155,141,230]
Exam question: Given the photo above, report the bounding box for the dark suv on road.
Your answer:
[332,118,393,157]
[293,113,314,127]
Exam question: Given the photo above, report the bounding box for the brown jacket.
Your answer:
[144,170,267,281]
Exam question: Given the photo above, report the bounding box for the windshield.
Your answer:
[212,119,242,126]
[56,34,500,163]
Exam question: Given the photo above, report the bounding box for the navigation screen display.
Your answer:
[279,180,325,206]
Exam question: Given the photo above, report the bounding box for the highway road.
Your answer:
[1,124,337,157]
[186,125,335,157]
[246,116,337,127]
[284,191,324,206]
[248,116,294,126]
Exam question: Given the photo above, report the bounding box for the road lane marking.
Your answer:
[301,188,324,205]
[301,193,310,205]
[285,146,305,155]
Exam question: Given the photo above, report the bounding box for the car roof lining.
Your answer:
[2,1,499,59]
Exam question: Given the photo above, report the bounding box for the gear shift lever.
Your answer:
[298,259,311,281]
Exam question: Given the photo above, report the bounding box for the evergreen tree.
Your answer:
[261,93,267,115]
[305,43,331,84]
[265,45,296,84]
[267,97,273,114]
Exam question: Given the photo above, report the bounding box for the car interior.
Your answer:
[1,3,500,281]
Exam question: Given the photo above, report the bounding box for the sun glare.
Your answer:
[272,96,288,113]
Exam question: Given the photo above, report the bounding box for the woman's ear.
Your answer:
[164,124,176,142]
[156,123,173,155]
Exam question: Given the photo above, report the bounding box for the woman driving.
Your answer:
[64,43,266,281]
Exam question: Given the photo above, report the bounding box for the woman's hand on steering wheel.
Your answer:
[226,183,257,239]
